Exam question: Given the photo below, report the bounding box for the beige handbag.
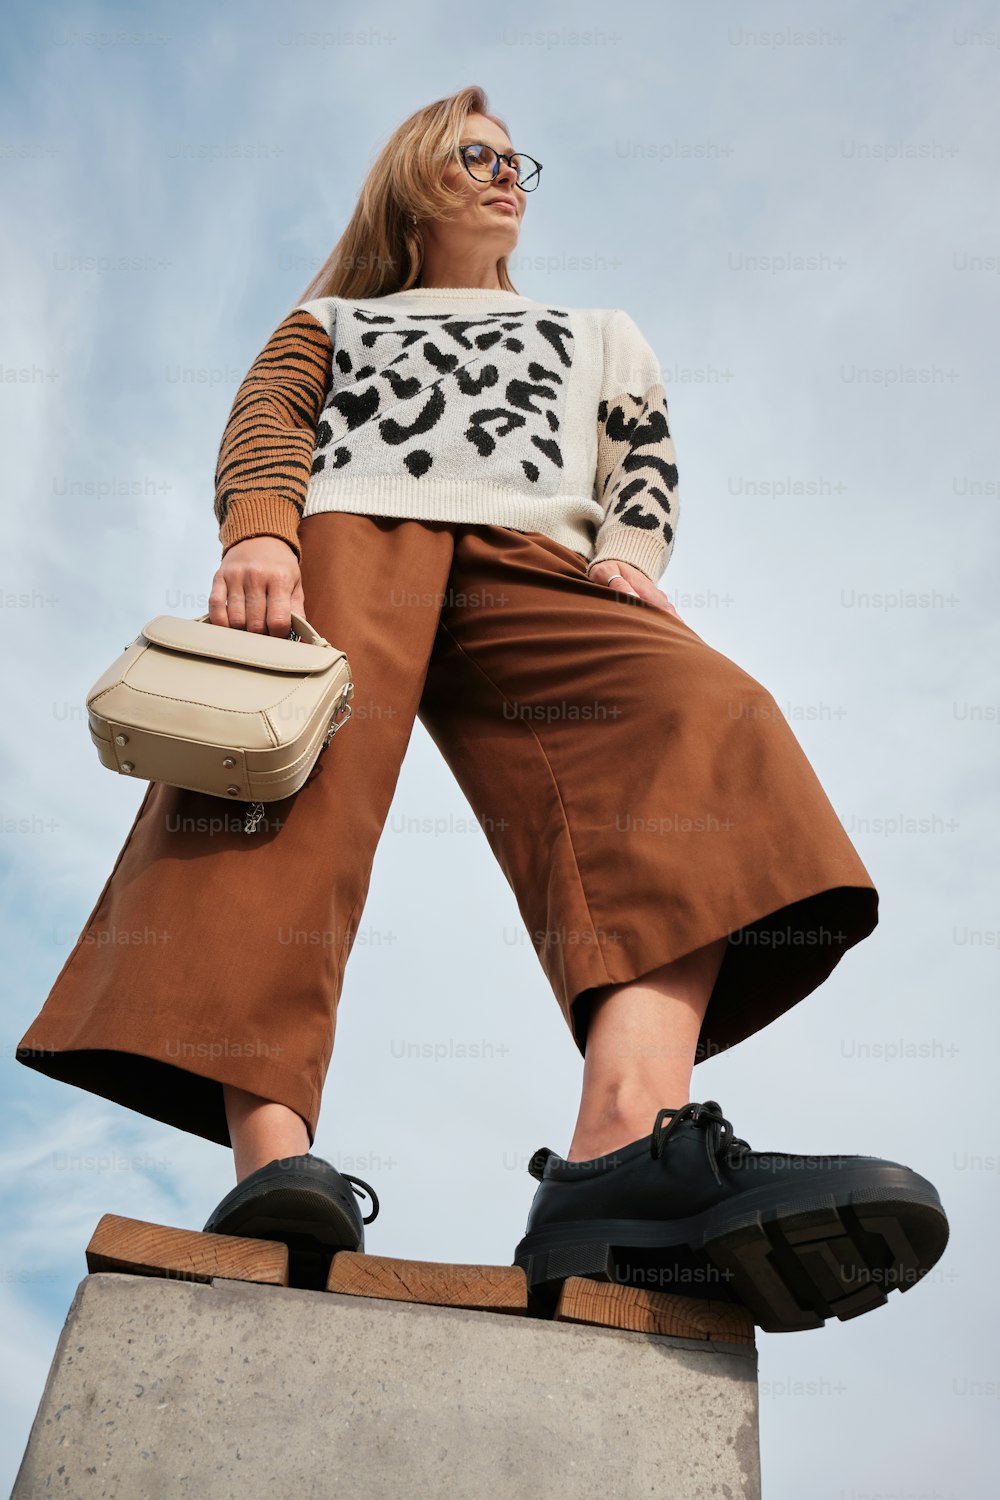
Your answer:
[85,612,353,833]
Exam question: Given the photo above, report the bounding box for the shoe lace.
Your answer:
[344,1173,379,1224]
[649,1100,752,1187]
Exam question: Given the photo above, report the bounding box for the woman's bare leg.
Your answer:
[223,1083,310,1183]
[566,936,729,1161]
[222,936,728,1180]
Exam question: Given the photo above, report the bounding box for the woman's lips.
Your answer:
[487,200,517,215]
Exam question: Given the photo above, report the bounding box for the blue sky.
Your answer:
[2,0,999,1493]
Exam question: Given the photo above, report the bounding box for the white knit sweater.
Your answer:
[214,285,679,583]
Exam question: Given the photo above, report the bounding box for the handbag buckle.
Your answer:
[243,680,353,835]
[322,682,354,748]
[243,801,265,835]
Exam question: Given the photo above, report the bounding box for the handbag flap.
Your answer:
[140,616,342,674]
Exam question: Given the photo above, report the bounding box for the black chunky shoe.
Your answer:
[203,1153,379,1291]
[512,1100,949,1333]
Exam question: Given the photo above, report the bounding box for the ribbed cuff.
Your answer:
[218,496,302,560]
[586,527,672,586]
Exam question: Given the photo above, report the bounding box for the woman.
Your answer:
[17,86,948,1328]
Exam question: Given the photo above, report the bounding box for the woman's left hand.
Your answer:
[588,558,681,618]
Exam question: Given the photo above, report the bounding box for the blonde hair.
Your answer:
[295,85,519,305]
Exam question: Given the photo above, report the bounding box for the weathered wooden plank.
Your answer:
[554,1276,756,1344]
[85,1212,289,1285]
[327,1251,528,1313]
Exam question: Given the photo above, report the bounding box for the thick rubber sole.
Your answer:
[204,1159,363,1290]
[513,1166,949,1333]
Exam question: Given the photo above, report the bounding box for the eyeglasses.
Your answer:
[459,143,542,193]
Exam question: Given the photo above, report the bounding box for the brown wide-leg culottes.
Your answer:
[17,513,879,1150]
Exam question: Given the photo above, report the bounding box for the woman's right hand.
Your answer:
[208,535,305,636]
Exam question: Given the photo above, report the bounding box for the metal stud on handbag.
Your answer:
[85,612,354,833]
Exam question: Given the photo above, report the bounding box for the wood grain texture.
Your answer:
[327,1251,528,1314]
[85,1213,289,1285]
[554,1277,756,1344]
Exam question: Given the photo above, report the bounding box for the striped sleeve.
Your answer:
[587,308,679,585]
[213,307,333,560]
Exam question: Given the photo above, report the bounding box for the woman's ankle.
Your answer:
[566,1077,693,1163]
[566,1110,675,1163]
[223,1085,310,1182]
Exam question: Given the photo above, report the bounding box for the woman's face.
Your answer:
[418,112,527,268]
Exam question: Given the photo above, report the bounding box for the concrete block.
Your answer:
[13,1271,761,1499]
